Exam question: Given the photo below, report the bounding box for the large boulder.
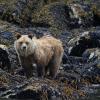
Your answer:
[91,2,100,26]
[0,0,45,27]
[0,0,99,31]
[32,2,71,34]
[0,71,82,100]
[69,3,93,28]
[0,44,11,72]
[31,2,96,34]
[82,48,100,61]
[68,30,100,57]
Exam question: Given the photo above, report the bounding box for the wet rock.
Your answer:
[10,89,40,99]
[0,0,99,30]
[0,32,13,40]
[0,78,81,100]
[15,68,25,76]
[91,3,100,26]
[0,31,15,45]
[31,1,100,33]
[0,44,11,72]
[81,61,100,83]
[68,30,100,57]
[32,2,96,34]
[32,2,71,33]
[0,0,98,32]
[82,48,100,62]
[8,45,20,71]
[62,55,100,83]
[0,0,45,27]
[0,4,5,16]
[0,1,99,99]
[69,3,93,28]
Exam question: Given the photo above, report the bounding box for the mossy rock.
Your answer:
[91,3,100,26]
[0,0,16,4]
[0,0,45,27]
[32,2,70,34]
[69,3,94,27]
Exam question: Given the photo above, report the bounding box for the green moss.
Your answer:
[32,4,52,23]
[0,0,16,5]
[92,4,100,17]
[0,0,9,3]
[32,3,68,35]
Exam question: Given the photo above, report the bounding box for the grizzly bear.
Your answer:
[14,33,64,78]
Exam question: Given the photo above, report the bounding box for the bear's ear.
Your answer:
[15,32,21,39]
[28,33,33,39]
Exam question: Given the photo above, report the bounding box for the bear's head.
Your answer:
[14,32,35,57]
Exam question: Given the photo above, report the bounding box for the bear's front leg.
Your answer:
[20,56,33,78]
[37,64,45,78]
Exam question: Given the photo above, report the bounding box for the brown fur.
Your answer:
[14,34,64,78]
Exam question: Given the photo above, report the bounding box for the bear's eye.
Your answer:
[26,42,29,45]
[19,42,23,44]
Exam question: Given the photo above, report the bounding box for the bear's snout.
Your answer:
[21,43,27,50]
[23,46,26,49]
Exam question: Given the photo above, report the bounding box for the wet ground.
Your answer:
[0,0,100,100]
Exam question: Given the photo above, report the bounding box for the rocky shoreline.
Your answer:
[0,0,100,100]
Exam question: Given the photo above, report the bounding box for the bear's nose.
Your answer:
[23,46,26,49]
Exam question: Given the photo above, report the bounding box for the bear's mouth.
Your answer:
[21,46,27,51]
[22,49,27,52]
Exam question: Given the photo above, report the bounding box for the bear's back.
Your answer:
[40,35,63,47]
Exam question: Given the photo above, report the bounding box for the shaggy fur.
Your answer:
[14,33,64,78]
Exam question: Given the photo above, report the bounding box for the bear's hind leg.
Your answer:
[49,64,58,79]
[49,54,62,79]
[25,67,33,78]
[37,65,45,78]
[44,65,49,77]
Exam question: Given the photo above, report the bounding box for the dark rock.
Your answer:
[15,68,25,76]
[0,0,45,27]
[0,4,5,16]
[0,78,80,100]
[8,45,20,70]
[0,1,98,33]
[32,2,71,33]
[68,30,100,57]
[9,89,40,99]
[82,48,100,62]
[32,2,95,34]
[0,46,11,72]
[0,32,13,40]
[0,1,100,99]
[0,31,15,45]
[69,3,93,28]
[81,60,100,83]
[91,3,100,26]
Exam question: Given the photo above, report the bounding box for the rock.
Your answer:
[32,2,71,34]
[0,0,99,28]
[0,1,100,99]
[0,0,45,27]
[81,60,100,83]
[8,45,20,71]
[32,2,96,34]
[0,44,8,51]
[68,30,100,57]
[69,3,93,28]
[0,44,11,72]
[91,3,100,26]
[0,78,81,100]
[0,0,98,31]
[82,48,100,61]
[0,31,15,45]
